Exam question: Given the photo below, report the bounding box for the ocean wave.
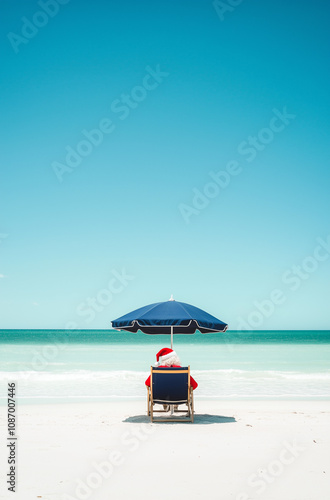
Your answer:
[1,369,330,382]
[0,370,149,382]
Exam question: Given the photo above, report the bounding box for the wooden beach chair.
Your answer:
[147,366,194,423]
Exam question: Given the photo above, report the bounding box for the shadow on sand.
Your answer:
[123,414,236,425]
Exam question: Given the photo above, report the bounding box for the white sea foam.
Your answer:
[1,369,330,381]
[0,370,149,381]
[0,368,330,402]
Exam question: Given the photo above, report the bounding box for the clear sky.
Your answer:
[0,0,329,330]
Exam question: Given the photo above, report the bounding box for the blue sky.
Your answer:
[0,0,329,330]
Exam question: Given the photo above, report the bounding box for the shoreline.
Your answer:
[1,395,330,406]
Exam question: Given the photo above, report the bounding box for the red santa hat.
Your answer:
[155,347,177,367]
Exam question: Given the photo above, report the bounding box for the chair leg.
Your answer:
[186,388,194,422]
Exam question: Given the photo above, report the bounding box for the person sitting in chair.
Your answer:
[145,347,198,391]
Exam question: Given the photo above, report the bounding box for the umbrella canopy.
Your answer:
[111,297,228,347]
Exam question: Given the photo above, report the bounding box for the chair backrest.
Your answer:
[151,366,190,404]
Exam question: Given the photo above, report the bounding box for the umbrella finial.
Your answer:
[169,294,175,301]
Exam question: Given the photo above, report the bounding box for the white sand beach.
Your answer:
[1,400,330,500]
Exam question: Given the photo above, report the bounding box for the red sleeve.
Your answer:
[190,376,198,390]
[145,375,151,387]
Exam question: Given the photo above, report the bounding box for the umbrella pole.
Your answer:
[170,325,174,415]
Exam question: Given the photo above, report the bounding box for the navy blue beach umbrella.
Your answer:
[111,296,228,348]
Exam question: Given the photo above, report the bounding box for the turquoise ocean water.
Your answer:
[0,330,329,404]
